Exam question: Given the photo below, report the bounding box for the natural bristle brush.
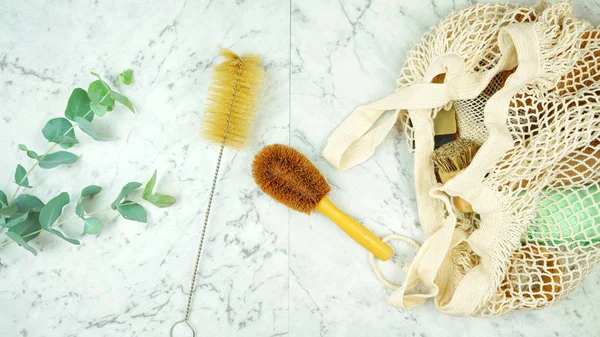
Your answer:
[202,48,263,148]
[252,144,393,261]
[431,138,480,212]
[171,48,264,337]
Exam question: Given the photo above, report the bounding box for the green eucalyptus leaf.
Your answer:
[46,227,80,245]
[0,190,7,207]
[7,212,42,255]
[18,144,39,160]
[81,185,102,197]
[39,192,70,229]
[42,118,78,149]
[145,194,176,208]
[109,91,135,113]
[90,101,108,117]
[118,69,133,85]
[117,201,147,223]
[0,190,11,222]
[14,194,44,213]
[0,204,17,218]
[143,170,157,198]
[5,193,41,231]
[141,171,176,207]
[111,182,142,210]
[38,151,78,169]
[76,185,102,219]
[4,211,29,228]
[26,151,39,160]
[14,164,32,188]
[82,217,102,235]
[75,199,84,218]
[90,72,111,90]
[64,88,93,122]
[75,117,102,140]
[8,212,41,238]
[7,195,43,230]
[88,80,114,107]
[5,231,37,255]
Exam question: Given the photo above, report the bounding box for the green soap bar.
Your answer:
[527,185,600,247]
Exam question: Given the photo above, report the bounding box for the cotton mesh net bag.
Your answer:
[322,0,600,316]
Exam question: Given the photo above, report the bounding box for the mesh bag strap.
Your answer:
[322,53,489,171]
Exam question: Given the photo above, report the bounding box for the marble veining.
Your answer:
[1,1,599,336]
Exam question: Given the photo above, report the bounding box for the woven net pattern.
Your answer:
[396,1,600,316]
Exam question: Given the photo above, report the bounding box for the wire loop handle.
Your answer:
[170,319,196,337]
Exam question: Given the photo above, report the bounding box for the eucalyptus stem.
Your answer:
[0,204,123,248]
[0,229,42,247]
[9,143,57,203]
[8,108,94,204]
[52,206,113,228]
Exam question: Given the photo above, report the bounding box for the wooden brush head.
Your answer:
[432,138,480,173]
[252,144,331,214]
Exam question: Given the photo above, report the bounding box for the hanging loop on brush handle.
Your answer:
[170,319,196,337]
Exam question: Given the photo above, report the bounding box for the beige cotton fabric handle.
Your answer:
[323,23,541,315]
[322,47,517,171]
[322,82,452,171]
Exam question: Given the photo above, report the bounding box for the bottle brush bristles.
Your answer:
[202,48,264,148]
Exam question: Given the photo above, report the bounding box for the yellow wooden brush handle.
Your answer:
[315,197,393,261]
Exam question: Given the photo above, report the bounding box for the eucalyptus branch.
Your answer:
[10,103,96,203]
[0,205,121,247]
[0,70,175,256]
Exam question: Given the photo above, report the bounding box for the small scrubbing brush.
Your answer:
[171,48,264,337]
[431,138,480,213]
[252,144,393,261]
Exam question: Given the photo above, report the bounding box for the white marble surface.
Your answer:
[1,0,599,336]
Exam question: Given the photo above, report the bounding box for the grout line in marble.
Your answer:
[288,0,292,150]
[288,0,292,335]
